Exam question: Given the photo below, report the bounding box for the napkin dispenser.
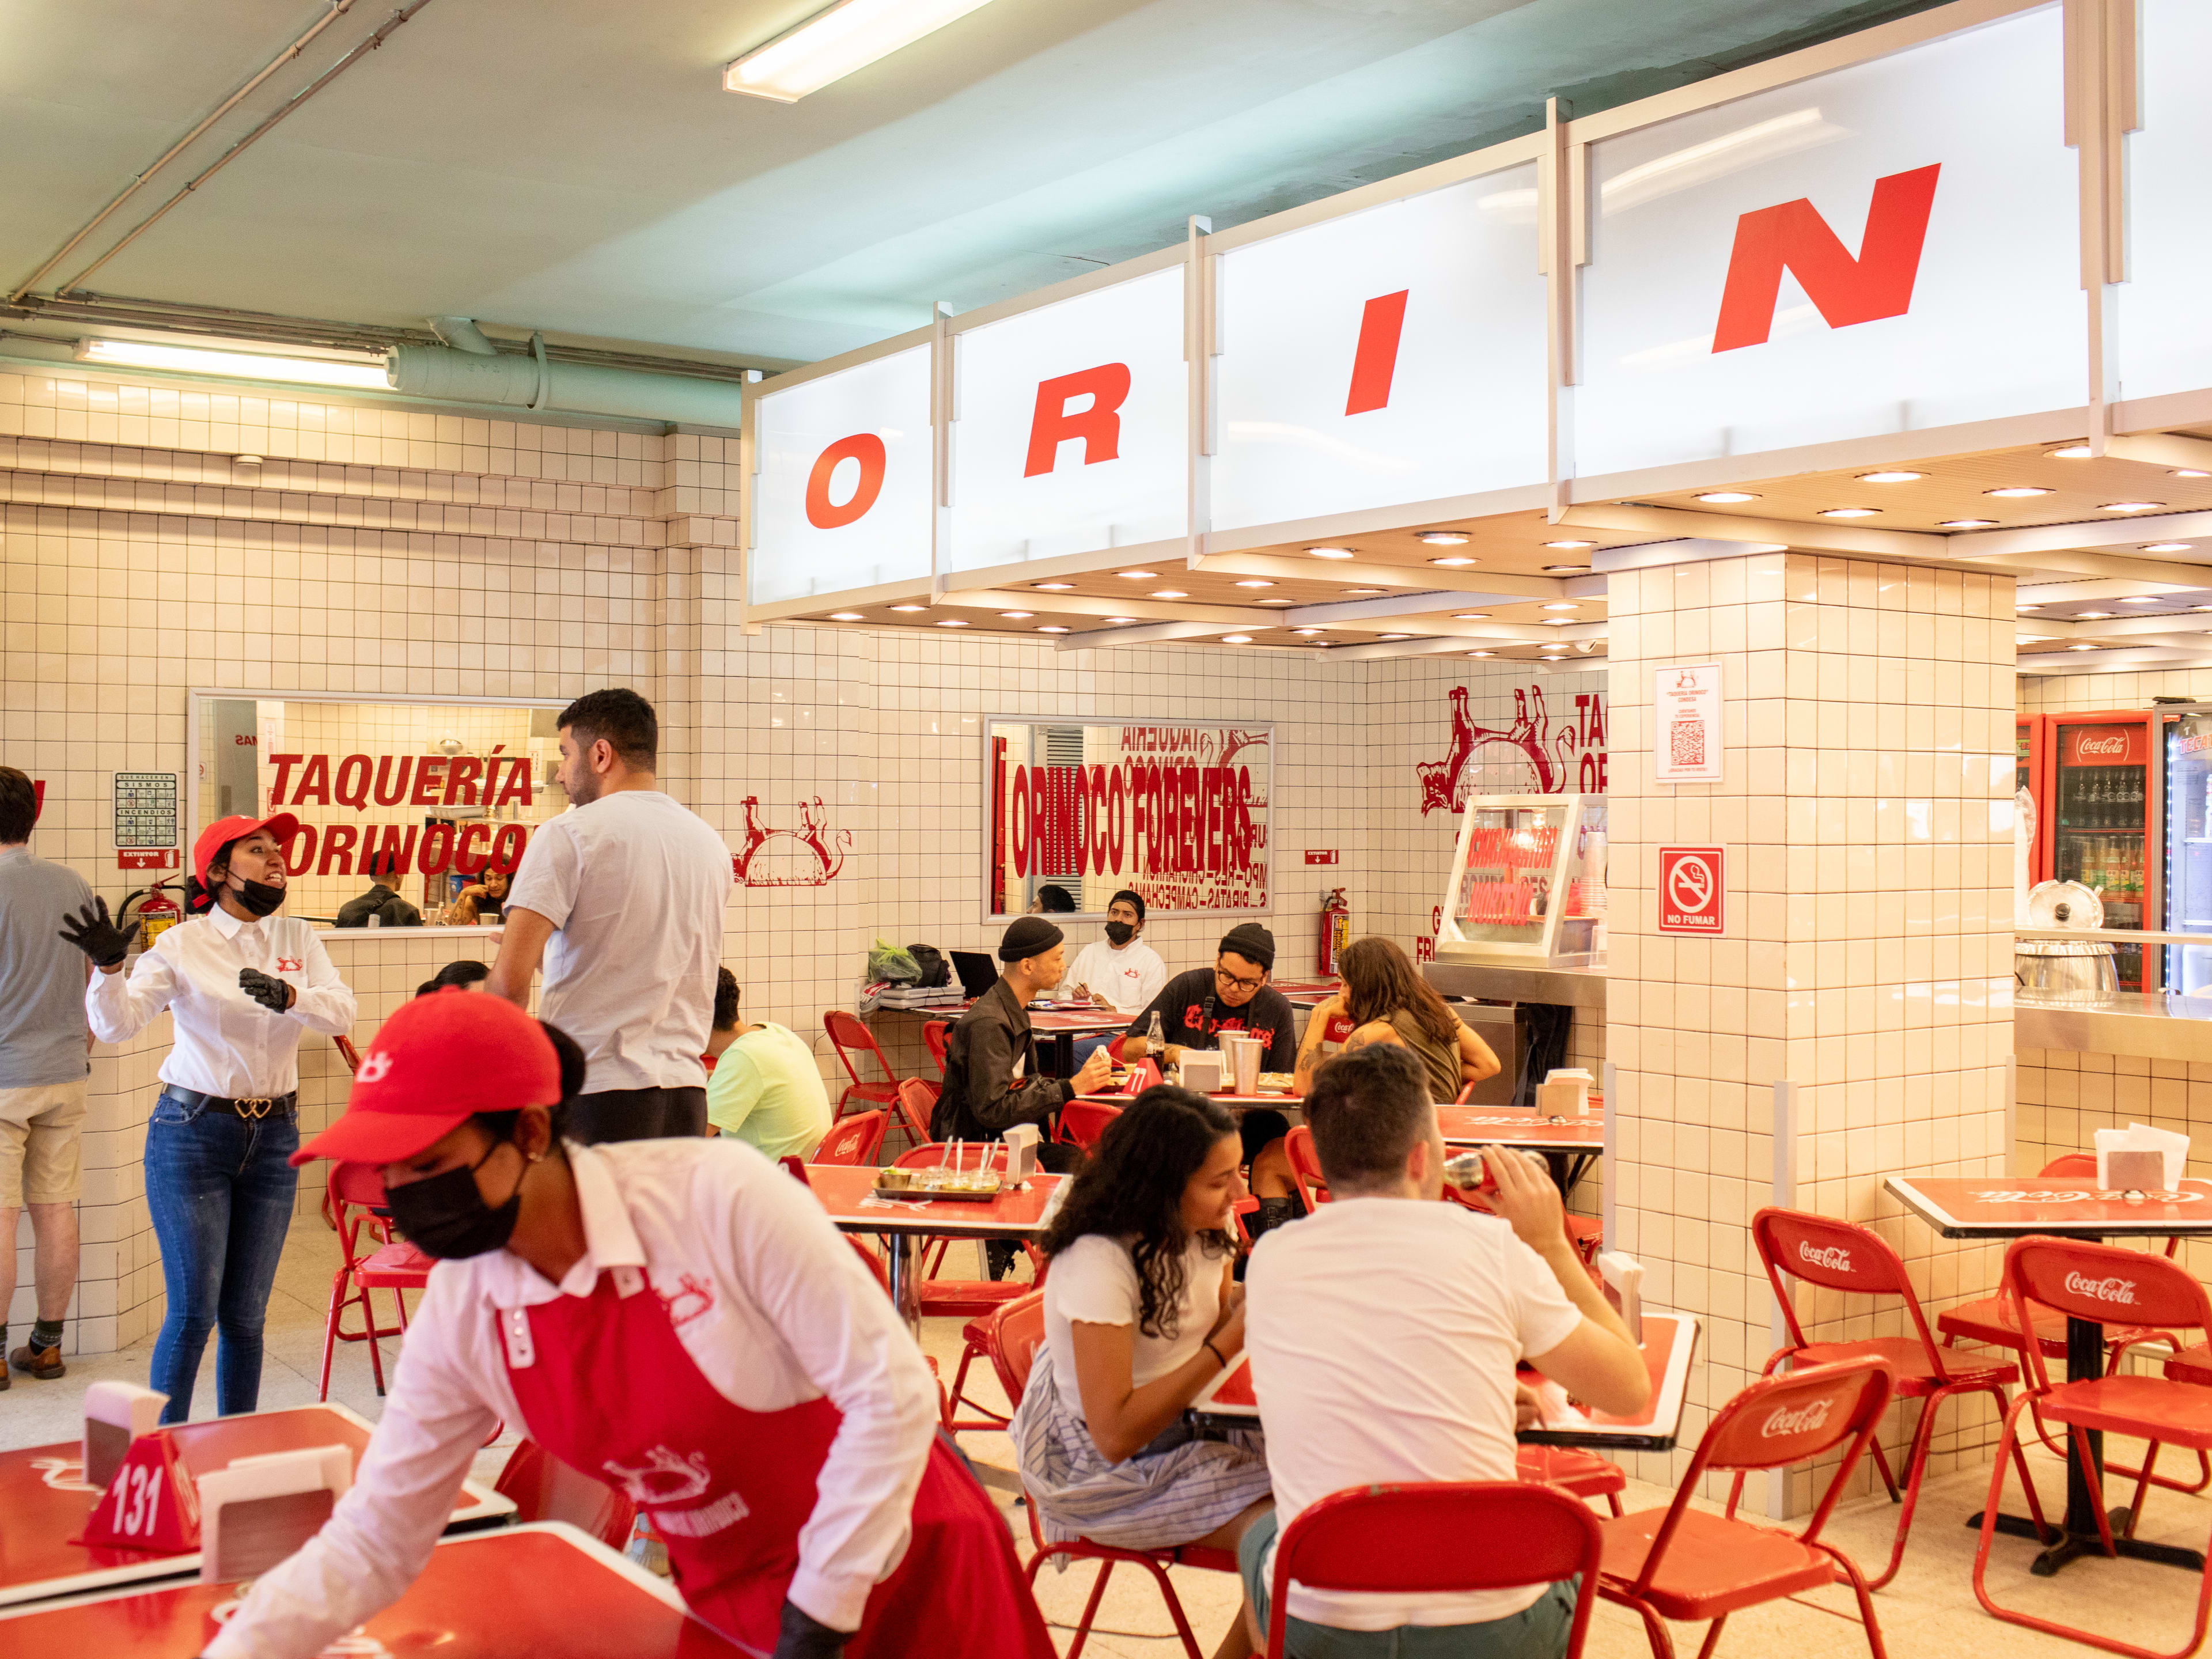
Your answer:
[2096,1123,2189,1192]
[1179,1050,1225,1092]
[1002,1123,1041,1181]
[1595,1251,1644,1343]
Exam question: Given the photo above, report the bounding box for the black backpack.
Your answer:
[907,944,951,988]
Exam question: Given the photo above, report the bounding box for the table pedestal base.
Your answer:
[1971,1510,2207,1577]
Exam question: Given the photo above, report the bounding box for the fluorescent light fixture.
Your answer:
[827,611,864,621]
[77,336,388,389]
[1416,531,1470,545]
[1695,491,1758,503]
[1307,546,1355,559]
[1940,518,1997,528]
[2102,501,2165,512]
[724,0,999,103]
[1819,506,1878,518]
[1986,486,2049,498]
[2143,543,2195,553]
[1858,470,1925,482]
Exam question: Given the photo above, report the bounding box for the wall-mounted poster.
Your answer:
[985,718,1271,918]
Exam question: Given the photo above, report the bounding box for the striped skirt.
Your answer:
[1013,1342,1271,1550]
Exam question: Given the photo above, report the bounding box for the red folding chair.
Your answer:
[1517,1444,1627,1517]
[779,1154,811,1186]
[1600,1356,1896,1659]
[922,1019,951,1076]
[891,1143,1041,1432]
[814,1108,889,1166]
[1746,1207,2021,1589]
[1057,1097,1122,1153]
[980,1293,1236,1659]
[893,1077,940,1150]
[1267,1482,1603,1659]
[1974,1237,2212,1659]
[495,1439,636,1551]
[320,1162,433,1400]
[1453,1078,1476,1104]
[1440,1159,1604,1264]
[1285,1125,1330,1210]
[823,1009,906,1120]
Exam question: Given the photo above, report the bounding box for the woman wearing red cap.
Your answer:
[58,812,355,1422]
[203,991,1053,1659]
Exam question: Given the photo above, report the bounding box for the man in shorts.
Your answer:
[0,766,94,1384]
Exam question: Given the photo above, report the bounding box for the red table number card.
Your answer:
[75,1430,201,1555]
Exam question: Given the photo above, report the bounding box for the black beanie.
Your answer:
[999,915,1065,961]
[1219,922,1275,971]
[1110,888,1146,922]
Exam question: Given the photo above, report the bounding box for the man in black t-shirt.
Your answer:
[1119,922,1297,1073]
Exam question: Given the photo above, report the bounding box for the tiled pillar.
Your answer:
[1606,551,2014,1502]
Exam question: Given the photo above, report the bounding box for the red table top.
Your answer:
[0,1403,510,1608]
[1887,1174,2212,1238]
[1193,1312,1698,1451]
[1077,1088,1294,1111]
[1438,1109,1605,1150]
[806,1164,1065,1236]
[1026,1006,1132,1033]
[0,1524,745,1653]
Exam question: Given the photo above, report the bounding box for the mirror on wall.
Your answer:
[983,717,1272,918]
[190,694,568,926]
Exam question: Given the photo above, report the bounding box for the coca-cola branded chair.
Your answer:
[1747,1207,2028,1590]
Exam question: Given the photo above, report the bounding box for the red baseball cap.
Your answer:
[292,990,563,1168]
[191,812,301,908]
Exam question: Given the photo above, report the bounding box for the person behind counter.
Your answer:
[1118,923,1296,1074]
[334,850,422,930]
[444,863,509,925]
[59,812,357,1422]
[1290,935,1500,1103]
[705,968,833,1161]
[200,991,1052,1659]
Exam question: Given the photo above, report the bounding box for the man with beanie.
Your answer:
[936,915,1113,1159]
[1119,922,1297,1074]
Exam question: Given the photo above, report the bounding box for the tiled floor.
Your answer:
[9,1221,2209,1658]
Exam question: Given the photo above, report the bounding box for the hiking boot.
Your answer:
[9,1340,65,1380]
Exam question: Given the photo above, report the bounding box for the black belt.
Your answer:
[165,1087,297,1120]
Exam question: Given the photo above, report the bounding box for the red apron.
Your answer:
[498,1266,1051,1658]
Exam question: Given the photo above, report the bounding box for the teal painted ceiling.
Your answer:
[0,0,1955,369]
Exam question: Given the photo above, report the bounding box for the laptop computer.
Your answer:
[950,950,999,999]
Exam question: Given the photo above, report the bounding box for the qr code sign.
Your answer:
[1669,720,1705,769]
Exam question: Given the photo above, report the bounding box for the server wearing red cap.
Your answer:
[204,991,1054,1659]
[59,812,355,1422]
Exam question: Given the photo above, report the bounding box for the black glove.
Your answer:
[772,1599,849,1659]
[57,897,138,968]
[238,967,294,1013]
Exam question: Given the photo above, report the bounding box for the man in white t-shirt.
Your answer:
[1058,888,1166,1070]
[1242,1043,1649,1657]
[489,688,732,1143]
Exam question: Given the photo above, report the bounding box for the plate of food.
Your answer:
[1257,1073,1294,1094]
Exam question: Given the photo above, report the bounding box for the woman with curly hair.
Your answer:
[1013,1086,1272,1659]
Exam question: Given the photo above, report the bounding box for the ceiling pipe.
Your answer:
[427,316,499,354]
[386,340,748,427]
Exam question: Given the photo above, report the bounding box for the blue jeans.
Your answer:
[144,1088,300,1422]
[1241,1509,1579,1658]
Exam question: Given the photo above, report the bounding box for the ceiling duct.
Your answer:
[388,324,747,427]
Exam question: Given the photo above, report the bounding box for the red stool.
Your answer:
[980,1293,1234,1659]
[823,1009,906,1121]
[319,1162,431,1400]
[1600,1356,1897,1659]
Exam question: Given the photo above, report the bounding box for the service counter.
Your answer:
[2014,991,2212,1063]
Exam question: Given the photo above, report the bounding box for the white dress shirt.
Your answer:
[204,1138,940,1659]
[1059,937,1167,1017]
[86,907,355,1097]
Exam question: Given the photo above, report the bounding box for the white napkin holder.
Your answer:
[2096,1123,2189,1192]
[198,1444,353,1583]
[1595,1251,1644,1343]
[83,1380,169,1489]
[1002,1123,1041,1181]
[1179,1050,1225,1093]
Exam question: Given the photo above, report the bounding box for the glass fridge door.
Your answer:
[2051,719,2148,991]
[2164,710,2212,994]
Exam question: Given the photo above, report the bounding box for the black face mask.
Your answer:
[1105,921,1135,947]
[232,877,286,918]
[386,1141,525,1260]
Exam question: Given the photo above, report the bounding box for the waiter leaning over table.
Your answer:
[202,991,1053,1659]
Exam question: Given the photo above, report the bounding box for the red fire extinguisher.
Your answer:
[1319,887,1350,975]
[134,878,183,950]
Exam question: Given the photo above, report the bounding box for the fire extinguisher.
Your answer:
[132,878,183,950]
[1319,887,1350,975]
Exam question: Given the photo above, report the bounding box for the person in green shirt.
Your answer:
[704,969,836,1162]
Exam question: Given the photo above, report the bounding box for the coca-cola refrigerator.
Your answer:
[2039,711,2155,991]
[2015,715,2047,885]
[2158,703,2212,994]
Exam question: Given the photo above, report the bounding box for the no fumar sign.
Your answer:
[1658,847,1724,935]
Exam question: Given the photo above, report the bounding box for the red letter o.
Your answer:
[805,434,887,529]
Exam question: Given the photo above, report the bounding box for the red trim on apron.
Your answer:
[501,1268,1051,1657]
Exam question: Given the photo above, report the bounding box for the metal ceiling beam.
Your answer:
[1189,551,1567,600]
[2014,577,2209,604]
[1559,503,1945,558]
[1950,547,2212,586]
[1054,619,1235,650]
[1949,507,2212,559]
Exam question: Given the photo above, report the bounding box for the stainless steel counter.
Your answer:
[2014,991,2212,1062]
[1421,960,1608,1009]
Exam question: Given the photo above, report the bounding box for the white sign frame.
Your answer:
[1653,663,1724,784]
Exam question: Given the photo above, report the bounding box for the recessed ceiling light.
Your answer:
[1467,650,1495,658]
[2047,445,2094,459]
[1150,589,1188,599]
[1308,639,1332,647]
[2067,643,2100,651]
[2194,606,2212,613]
[1986,486,2050,498]
[828,612,864,622]
[1032,581,1075,590]
[1542,564,1590,574]
[1543,539,1596,550]
[1858,470,1926,483]
[1429,556,1477,567]
[1104,616,1135,625]
[2119,597,2162,605]
[722,0,999,102]
[2017,635,2056,643]
[1255,598,1294,605]
[1819,506,1879,518]
[1451,612,1490,621]
[1695,491,1758,504]
[998,611,1034,619]
[1540,602,1579,611]
[2016,604,2041,611]
[2075,611,2113,619]
[1378,632,1412,641]
[1234,579,1276,589]
[2143,543,2195,553]
[1544,618,1575,626]
[1293,627,1325,637]
[1940,518,1998,528]
[1540,655,1566,662]
[1221,634,1252,644]
[1342,588,1385,596]
[2174,469,2211,479]
[2102,501,2165,512]
[889,604,927,612]
[1117,570,1157,579]
[1416,532,1471,545]
[935,618,968,627]
[1038,624,1069,633]
[1308,546,1354,559]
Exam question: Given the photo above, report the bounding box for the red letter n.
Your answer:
[1344,290,1409,415]
[1711,163,1941,353]
[1024,363,1131,477]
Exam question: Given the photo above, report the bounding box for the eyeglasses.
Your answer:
[1215,965,1266,993]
